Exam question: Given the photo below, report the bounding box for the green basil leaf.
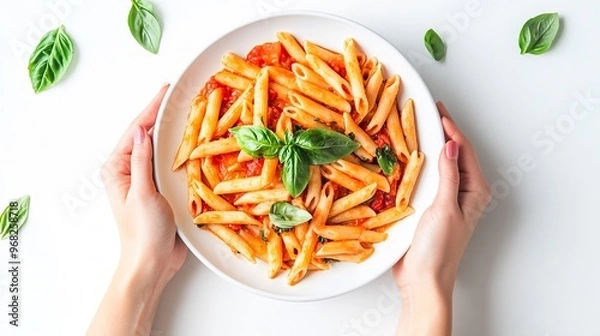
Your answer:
[519,13,560,55]
[376,145,397,176]
[230,125,283,158]
[280,145,311,197]
[269,201,313,229]
[28,25,74,93]
[1,195,31,240]
[128,0,162,54]
[424,29,446,61]
[292,128,360,165]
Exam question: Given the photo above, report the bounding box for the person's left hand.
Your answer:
[101,84,187,283]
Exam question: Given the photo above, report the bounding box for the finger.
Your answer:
[435,140,460,205]
[111,84,170,159]
[129,125,156,195]
[436,101,455,123]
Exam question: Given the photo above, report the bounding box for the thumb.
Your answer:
[435,140,460,204]
[130,125,156,194]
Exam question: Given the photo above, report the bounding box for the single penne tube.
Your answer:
[320,165,366,192]
[343,113,377,157]
[194,211,262,226]
[191,179,235,211]
[363,206,415,229]
[357,52,367,68]
[329,183,377,217]
[365,75,401,135]
[326,247,374,263]
[401,98,418,154]
[395,150,425,209]
[283,106,333,131]
[239,90,254,125]
[266,226,283,278]
[306,53,353,100]
[213,176,265,195]
[186,159,203,217]
[386,102,410,162]
[303,40,344,65]
[343,38,368,116]
[354,146,374,162]
[363,63,383,120]
[332,159,390,193]
[189,137,240,159]
[362,162,382,173]
[288,90,344,127]
[197,88,223,143]
[237,150,254,163]
[201,157,221,189]
[328,205,376,224]
[310,258,331,270]
[275,113,293,139]
[276,31,307,65]
[361,56,378,81]
[172,96,206,170]
[295,223,309,244]
[291,63,330,90]
[253,67,269,126]
[222,52,260,78]
[260,158,279,186]
[270,82,291,103]
[288,182,335,285]
[215,85,253,137]
[250,201,276,216]
[315,240,365,257]
[238,228,267,261]
[234,189,290,205]
[358,230,388,243]
[295,78,351,113]
[207,225,255,263]
[266,66,299,91]
[314,225,362,241]
[305,166,322,212]
[281,231,301,260]
[214,71,252,91]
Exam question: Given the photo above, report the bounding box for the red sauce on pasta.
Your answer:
[246,42,295,70]
[370,190,396,212]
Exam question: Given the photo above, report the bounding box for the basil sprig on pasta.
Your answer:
[230,126,359,197]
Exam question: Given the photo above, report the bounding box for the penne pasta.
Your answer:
[253,67,269,126]
[361,56,378,81]
[189,137,240,159]
[214,71,252,91]
[328,205,376,224]
[363,206,415,229]
[239,228,268,261]
[213,176,265,195]
[207,225,256,263]
[288,90,344,127]
[386,102,410,162]
[329,183,377,218]
[277,31,308,65]
[267,66,299,91]
[325,247,374,263]
[194,211,263,226]
[215,85,253,137]
[191,179,235,211]
[291,63,330,90]
[281,231,301,260]
[295,78,351,113]
[401,98,418,154]
[363,63,383,119]
[275,113,293,140]
[365,75,401,135]
[283,106,333,131]
[186,160,203,217]
[261,158,279,186]
[320,165,366,192]
[343,38,368,116]
[222,52,260,78]
[306,53,353,100]
[265,223,283,278]
[172,96,206,170]
[395,150,425,209]
[331,159,390,192]
[198,88,223,143]
[303,40,344,65]
[315,240,365,257]
[343,113,377,157]
[201,157,221,189]
[234,189,290,205]
[305,166,322,212]
[250,201,276,216]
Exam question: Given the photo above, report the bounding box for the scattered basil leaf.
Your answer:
[293,128,360,165]
[519,13,560,55]
[279,145,311,197]
[128,0,162,54]
[259,229,268,242]
[424,29,446,61]
[269,201,313,229]
[0,195,31,240]
[28,25,74,93]
[376,145,397,176]
[230,126,283,158]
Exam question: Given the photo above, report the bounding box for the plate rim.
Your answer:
[153,9,444,302]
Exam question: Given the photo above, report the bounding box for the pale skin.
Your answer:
[87,85,491,336]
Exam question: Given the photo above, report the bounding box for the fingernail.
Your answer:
[446,140,459,160]
[134,125,145,145]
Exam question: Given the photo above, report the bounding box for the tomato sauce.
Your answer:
[246,42,296,70]
[327,58,347,78]
[373,128,392,147]
[198,76,239,116]
[370,190,396,213]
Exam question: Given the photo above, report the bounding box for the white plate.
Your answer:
[154,11,444,302]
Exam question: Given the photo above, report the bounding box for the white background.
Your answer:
[1,0,599,335]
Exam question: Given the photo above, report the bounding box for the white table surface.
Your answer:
[1,0,599,335]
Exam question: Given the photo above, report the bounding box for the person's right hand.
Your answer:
[393,102,492,293]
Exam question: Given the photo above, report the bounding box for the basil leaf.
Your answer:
[128,0,162,54]
[230,126,283,158]
[1,195,31,240]
[293,128,360,165]
[280,145,310,197]
[376,145,397,176]
[28,25,74,93]
[519,13,560,55]
[269,201,312,229]
[424,29,446,61]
